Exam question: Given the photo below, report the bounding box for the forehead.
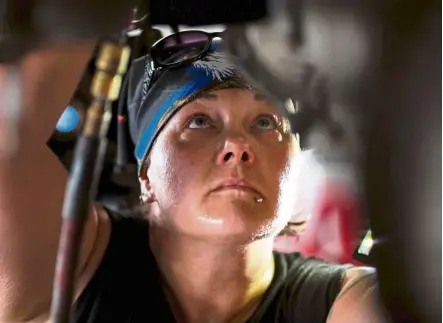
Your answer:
[178,88,280,115]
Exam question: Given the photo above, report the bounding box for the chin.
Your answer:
[188,203,282,242]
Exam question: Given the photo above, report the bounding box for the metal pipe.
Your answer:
[50,40,131,323]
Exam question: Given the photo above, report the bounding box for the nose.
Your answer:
[216,136,255,166]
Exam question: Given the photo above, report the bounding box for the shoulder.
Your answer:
[271,252,351,322]
[278,252,351,288]
[73,206,154,321]
[74,204,112,300]
[339,267,378,296]
[85,205,150,271]
[277,255,388,322]
[327,267,390,323]
[76,205,150,299]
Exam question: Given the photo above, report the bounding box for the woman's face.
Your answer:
[142,88,296,242]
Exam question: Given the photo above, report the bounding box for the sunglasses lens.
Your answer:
[152,32,210,65]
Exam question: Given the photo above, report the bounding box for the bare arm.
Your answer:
[0,42,107,322]
[327,267,391,323]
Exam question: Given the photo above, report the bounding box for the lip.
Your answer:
[210,178,261,196]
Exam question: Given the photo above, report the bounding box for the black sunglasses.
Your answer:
[142,30,223,98]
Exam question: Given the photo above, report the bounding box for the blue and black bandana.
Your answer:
[118,39,251,174]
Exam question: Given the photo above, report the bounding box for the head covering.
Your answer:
[117,38,250,174]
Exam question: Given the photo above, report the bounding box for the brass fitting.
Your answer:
[90,42,131,101]
[84,42,131,136]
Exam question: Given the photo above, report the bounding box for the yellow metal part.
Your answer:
[84,41,131,136]
[90,42,131,101]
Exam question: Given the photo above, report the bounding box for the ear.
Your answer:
[139,167,156,204]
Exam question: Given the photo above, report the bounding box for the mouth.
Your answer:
[210,179,261,196]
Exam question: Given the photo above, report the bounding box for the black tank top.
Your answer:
[74,213,351,323]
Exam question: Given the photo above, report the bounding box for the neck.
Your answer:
[149,226,275,323]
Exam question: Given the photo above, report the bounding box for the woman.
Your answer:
[0,32,385,322]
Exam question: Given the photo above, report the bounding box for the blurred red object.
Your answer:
[274,180,363,265]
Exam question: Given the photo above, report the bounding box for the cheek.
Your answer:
[260,141,296,202]
[272,151,293,188]
[260,130,284,144]
[261,135,294,175]
[148,136,209,204]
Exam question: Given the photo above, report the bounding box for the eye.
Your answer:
[255,115,278,130]
[187,114,213,129]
